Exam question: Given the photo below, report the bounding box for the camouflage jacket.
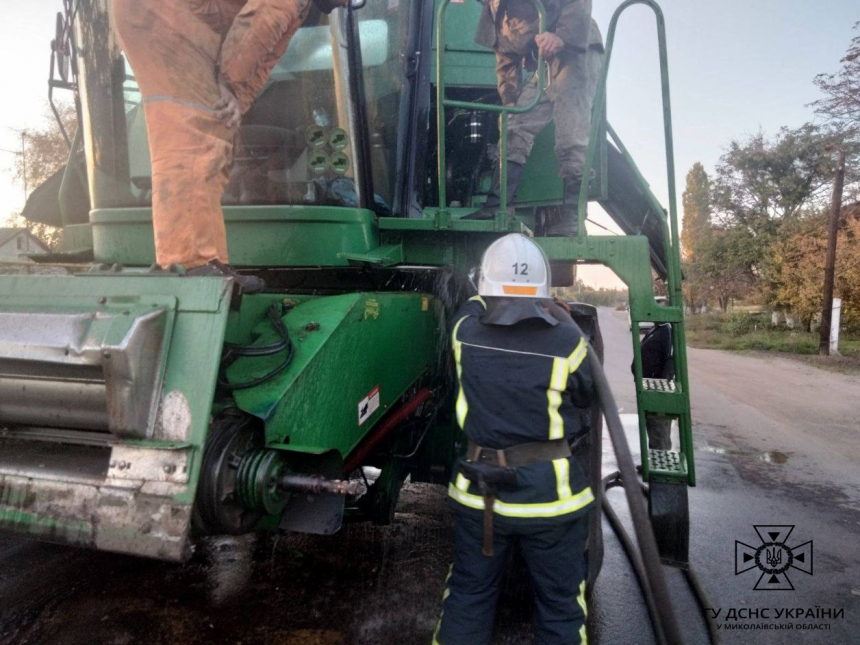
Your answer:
[475,0,603,106]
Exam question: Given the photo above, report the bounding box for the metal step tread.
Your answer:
[648,448,686,478]
[642,378,676,393]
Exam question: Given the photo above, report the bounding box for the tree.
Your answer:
[708,125,836,306]
[7,102,78,249]
[680,163,712,312]
[681,162,711,259]
[768,210,860,331]
[813,21,860,139]
[695,226,757,312]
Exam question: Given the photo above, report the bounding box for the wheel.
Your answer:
[194,413,265,535]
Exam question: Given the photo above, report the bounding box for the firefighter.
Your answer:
[466,0,604,236]
[433,234,595,645]
[111,0,347,292]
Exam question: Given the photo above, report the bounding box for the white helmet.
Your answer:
[478,234,551,298]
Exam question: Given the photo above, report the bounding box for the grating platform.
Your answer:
[649,449,685,475]
[642,378,676,393]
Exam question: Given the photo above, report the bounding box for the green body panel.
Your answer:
[228,292,443,459]
[61,223,94,253]
[91,206,379,267]
[0,274,233,559]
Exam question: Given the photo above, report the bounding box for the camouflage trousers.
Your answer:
[504,47,603,180]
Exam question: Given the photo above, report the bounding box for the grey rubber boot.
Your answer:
[462,161,525,220]
[546,178,582,237]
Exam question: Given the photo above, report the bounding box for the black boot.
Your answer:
[463,162,525,220]
[546,177,582,237]
[186,260,266,294]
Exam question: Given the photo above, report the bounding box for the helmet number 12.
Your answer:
[512,263,529,275]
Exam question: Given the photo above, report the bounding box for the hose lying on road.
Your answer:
[604,473,721,645]
[602,472,666,643]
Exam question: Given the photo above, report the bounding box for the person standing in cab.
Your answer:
[466,0,605,237]
[433,233,595,645]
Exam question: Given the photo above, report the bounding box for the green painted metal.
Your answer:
[61,223,94,253]
[0,274,233,558]
[575,0,693,484]
[91,206,379,267]
[338,243,403,266]
[227,292,443,459]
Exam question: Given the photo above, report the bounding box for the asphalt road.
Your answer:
[1,308,859,644]
[592,308,860,644]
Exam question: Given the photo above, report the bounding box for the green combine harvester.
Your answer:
[0,0,693,571]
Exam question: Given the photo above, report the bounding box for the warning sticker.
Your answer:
[358,386,380,425]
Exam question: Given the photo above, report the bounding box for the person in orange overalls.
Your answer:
[111,0,347,292]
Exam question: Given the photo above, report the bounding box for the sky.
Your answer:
[0,1,857,286]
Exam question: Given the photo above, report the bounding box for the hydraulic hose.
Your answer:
[603,472,666,644]
[546,301,684,645]
[605,474,721,645]
[587,349,684,645]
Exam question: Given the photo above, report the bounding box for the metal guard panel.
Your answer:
[0,275,233,559]
[90,206,379,267]
[0,303,172,438]
[230,292,442,459]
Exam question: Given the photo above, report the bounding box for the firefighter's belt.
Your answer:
[467,438,571,467]
[463,439,571,556]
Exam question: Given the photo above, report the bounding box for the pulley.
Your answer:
[235,449,362,516]
[194,413,264,535]
[236,449,292,516]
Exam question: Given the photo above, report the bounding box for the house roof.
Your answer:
[0,228,49,252]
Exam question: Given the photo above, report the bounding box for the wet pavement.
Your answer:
[1,308,859,644]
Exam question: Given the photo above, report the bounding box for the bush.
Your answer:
[685,312,725,333]
[721,311,756,335]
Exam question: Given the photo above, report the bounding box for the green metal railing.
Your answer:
[579,0,682,305]
[577,0,693,484]
[435,0,546,219]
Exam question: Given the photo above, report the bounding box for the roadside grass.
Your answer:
[685,312,860,372]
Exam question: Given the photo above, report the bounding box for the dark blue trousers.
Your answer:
[434,511,589,645]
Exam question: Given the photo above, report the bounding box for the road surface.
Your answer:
[1,308,858,644]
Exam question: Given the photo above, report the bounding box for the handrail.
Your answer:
[579,0,681,303]
[435,0,546,217]
[578,0,693,485]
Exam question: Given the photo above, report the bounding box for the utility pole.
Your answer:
[819,149,845,356]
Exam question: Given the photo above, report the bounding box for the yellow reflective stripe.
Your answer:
[552,458,572,500]
[455,473,470,492]
[448,483,593,518]
[568,337,588,373]
[468,295,487,308]
[452,317,469,428]
[433,565,454,645]
[547,356,567,440]
[578,580,588,644]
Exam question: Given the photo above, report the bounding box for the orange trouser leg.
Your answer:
[219,0,311,113]
[112,0,231,268]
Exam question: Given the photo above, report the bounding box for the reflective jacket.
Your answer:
[447,296,595,523]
